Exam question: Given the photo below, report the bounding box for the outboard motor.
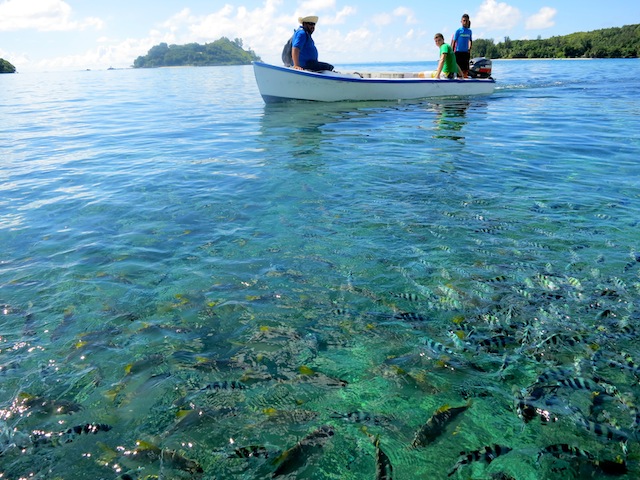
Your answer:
[469,57,492,78]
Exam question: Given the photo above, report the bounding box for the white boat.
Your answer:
[253,61,496,103]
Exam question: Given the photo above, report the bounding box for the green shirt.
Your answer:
[440,43,457,74]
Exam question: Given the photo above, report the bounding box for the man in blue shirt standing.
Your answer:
[292,15,334,72]
[451,14,472,78]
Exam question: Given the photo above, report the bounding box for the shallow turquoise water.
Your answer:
[1,59,640,479]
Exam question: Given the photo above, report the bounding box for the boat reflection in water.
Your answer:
[431,100,472,141]
[258,97,490,172]
[258,101,401,169]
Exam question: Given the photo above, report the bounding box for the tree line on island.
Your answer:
[0,58,16,73]
[473,24,639,59]
[133,37,260,68]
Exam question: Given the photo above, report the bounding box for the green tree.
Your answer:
[476,24,640,59]
[132,38,261,68]
[0,58,16,73]
[472,39,499,58]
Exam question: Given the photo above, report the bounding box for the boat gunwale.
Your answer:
[252,61,495,85]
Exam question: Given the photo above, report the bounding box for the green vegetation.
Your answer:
[133,37,260,68]
[0,58,16,73]
[473,24,640,59]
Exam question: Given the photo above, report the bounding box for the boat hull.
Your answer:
[253,62,495,103]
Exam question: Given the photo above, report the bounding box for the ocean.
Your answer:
[1,58,640,479]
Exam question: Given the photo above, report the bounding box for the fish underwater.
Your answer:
[538,443,629,476]
[0,421,112,456]
[412,402,470,447]
[271,425,335,477]
[30,422,113,447]
[448,444,513,477]
[369,433,393,480]
[13,392,83,416]
[330,410,390,426]
[8,216,640,479]
[227,444,274,459]
[123,439,204,474]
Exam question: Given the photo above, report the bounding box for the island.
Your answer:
[0,58,16,73]
[133,37,260,68]
[473,24,639,59]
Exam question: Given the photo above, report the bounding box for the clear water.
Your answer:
[1,59,640,479]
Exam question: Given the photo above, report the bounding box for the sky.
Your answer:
[0,0,636,72]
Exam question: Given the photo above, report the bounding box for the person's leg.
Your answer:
[304,60,334,71]
[456,52,470,78]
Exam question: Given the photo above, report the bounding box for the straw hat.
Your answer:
[298,15,319,24]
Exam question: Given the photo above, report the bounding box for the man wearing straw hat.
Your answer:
[292,15,334,72]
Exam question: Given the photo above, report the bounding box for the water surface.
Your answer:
[1,59,640,479]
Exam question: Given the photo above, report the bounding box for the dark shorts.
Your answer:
[455,51,471,72]
[304,60,334,72]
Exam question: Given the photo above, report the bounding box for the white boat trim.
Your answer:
[253,61,496,103]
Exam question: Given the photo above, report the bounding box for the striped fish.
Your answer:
[412,402,470,447]
[475,334,515,353]
[389,292,421,302]
[556,377,618,395]
[228,445,272,459]
[532,366,574,386]
[448,444,512,476]
[30,423,112,447]
[538,443,594,461]
[130,440,203,474]
[423,337,457,357]
[201,380,247,391]
[330,410,389,426]
[272,425,334,477]
[371,434,393,480]
[576,418,632,442]
[393,311,430,323]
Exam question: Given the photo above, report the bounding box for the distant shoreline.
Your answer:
[493,57,598,61]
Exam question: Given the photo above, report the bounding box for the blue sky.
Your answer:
[0,0,636,71]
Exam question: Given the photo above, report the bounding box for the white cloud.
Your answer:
[163,2,288,47]
[0,0,103,32]
[299,0,336,14]
[160,7,195,32]
[34,34,173,71]
[322,6,356,25]
[370,7,416,28]
[187,6,237,41]
[525,7,557,30]
[0,47,30,67]
[343,27,371,43]
[147,0,353,66]
[7,0,416,71]
[371,13,392,27]
[474,0,522,31]
[404,28,416,40]
[393,7,417,25]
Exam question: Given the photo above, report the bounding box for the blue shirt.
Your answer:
[292,27,317,67]
[453,27,472,52]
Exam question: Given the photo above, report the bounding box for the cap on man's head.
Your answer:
[299,15,318,24]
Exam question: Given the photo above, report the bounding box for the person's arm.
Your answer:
[434,52,445,78]
[292,47,302,70]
